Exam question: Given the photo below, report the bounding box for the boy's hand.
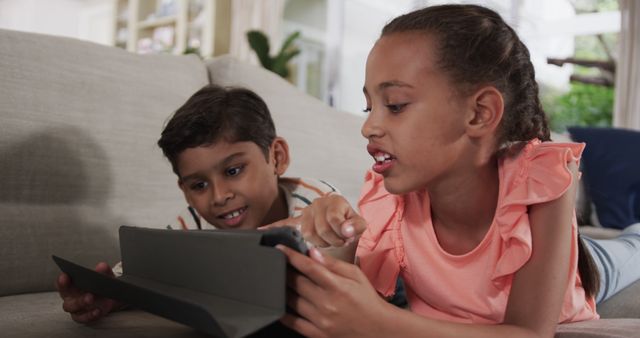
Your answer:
[55,262,122,323]
[261,194,367,248]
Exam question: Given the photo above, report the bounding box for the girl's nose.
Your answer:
[361,111,383,139]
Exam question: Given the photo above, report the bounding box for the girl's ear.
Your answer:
[465,86,504,138]
[271,137,290,176]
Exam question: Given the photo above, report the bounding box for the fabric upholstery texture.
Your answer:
[0,29,208,296]
[1,292,638,338]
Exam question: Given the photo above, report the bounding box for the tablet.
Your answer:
[53,226,307,338]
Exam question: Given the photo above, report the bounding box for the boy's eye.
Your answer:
[190,181,208,191]
[226,165,244,177]
[386,103,407,113]
[362,107,372,113]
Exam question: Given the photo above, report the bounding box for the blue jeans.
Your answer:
[582,223,640,304]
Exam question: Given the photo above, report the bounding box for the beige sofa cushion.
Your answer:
[2,292,637,338]
[0,29,209,296]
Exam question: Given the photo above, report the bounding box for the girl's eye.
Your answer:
[386,103,407,113]
[362,107,372,113]
[226,165,244,177]
[190,181,208,191]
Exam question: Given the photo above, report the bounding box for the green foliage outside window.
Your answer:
[543,82,613,132]
[543,0,618,133]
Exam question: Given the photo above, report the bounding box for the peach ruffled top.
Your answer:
[356,140,598,324]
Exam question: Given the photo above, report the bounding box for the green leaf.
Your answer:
[280,49,300,63]
[246,29,301,79]
[247,30,272,69]
[278,31,301,56]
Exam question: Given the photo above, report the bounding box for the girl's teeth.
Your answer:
[375,152,392,162]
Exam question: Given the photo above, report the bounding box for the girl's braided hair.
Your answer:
[382,4,551,151]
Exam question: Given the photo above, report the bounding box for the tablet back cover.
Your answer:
[54,226,288,337]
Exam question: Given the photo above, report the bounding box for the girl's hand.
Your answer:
[261,194,367,248]
[277,245,392,338]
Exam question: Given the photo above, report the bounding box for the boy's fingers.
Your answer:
[300,210,331,248]
[341,218,367,240]
[62,293,92,313]
[314,211,345,247]
[325,201,349,231]
[56,273,73,297]
[344,209,367,236]
[70,308,101,323]
[95,262,115,277]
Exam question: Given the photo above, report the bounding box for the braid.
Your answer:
[497,39,551,146]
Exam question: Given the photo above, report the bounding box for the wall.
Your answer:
[0,0,114,46]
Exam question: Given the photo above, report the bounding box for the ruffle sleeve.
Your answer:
[491,140,585,285]
[356,170,404,297]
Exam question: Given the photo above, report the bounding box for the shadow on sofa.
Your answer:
[0,127,122,296]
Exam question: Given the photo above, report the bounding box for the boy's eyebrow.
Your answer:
[179,152,246,182]
[363,80,413,94]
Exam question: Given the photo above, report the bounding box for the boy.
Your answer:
[55,85,341,324]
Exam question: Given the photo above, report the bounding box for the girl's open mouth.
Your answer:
[367,145,396,174]
[372,151,396,174]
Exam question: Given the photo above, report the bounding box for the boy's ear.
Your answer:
[271,137,290,176]
[465,86,504,138]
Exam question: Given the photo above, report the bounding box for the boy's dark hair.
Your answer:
[382,4,599,299]
[382,4,551,150]
[158,85,276,176]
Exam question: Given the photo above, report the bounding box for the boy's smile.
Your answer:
[216,206,248,227]
[176,139,288,230]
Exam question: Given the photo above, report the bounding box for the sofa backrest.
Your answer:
[0,29,208,296]
[206,56,370,206]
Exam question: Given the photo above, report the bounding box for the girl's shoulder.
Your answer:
[490,139,585,284]
[500,139,585,207]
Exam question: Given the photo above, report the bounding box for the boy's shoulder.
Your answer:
[278,177,339,217]
[278,177,339,197]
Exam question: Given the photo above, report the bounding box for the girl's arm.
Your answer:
[279,162,580,338]
[502,160,580,336]
[278,246,543,338]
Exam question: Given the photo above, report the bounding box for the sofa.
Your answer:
[0,28,638,338]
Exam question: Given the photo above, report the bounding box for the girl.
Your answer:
[274,4,640,338]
